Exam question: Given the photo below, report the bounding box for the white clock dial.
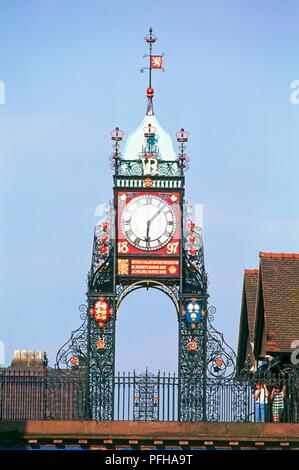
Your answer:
[120,194,176,251]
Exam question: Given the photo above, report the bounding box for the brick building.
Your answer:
[0,350,85,420]
[237,253,299,373]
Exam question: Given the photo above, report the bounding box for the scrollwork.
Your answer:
[55,304,88,371]
[133,371,160,421]
[206,306,236,381]
[116,159,182,177]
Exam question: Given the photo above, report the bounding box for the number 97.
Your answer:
[167,242,179,254]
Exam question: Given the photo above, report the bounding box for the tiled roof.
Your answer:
[236,269,259,370]
[257,252,299,353]
[244,270,259,342]
[260,252,299,259]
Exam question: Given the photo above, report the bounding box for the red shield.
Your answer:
[93,298,110,324]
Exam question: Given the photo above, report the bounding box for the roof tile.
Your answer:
[260,255,299,353]
[244,270,259,341]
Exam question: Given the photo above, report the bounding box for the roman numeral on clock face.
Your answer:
[125,228,133,238]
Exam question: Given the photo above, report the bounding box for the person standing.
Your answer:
[254,382,269,422]
[270,385,286,422]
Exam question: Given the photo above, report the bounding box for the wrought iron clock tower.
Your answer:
[57,28,235,421]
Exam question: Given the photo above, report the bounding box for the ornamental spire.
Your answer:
[140,27,164,117]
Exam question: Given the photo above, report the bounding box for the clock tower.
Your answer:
[57,28,235,421]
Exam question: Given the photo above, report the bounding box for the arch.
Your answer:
[115,286,179,373]
[116,280,179,315]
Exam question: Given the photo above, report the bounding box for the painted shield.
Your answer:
[93,298,110,323]
[185,301,202,324]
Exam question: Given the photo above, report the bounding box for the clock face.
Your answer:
[120,194,176,251]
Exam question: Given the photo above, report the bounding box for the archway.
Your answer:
[115,285,178,374]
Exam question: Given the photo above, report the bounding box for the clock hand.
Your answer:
[145,204,167,240]
[145,219,150,241]
[148,204,167,225]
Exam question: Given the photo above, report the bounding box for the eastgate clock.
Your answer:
[117,191,181,256]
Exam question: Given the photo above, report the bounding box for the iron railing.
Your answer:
[114,371,178,421]
[1,368,299,422]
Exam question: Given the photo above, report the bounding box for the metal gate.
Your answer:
[114,370,178,421]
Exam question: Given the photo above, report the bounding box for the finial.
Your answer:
[177,128,189,143]
[140,28,164,116]
[146,87,154,116]
[111,127,124,142]
[146,27,156,46]
[110,126,124,168]
[176,128,190,171]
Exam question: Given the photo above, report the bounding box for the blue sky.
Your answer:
[0,0,298,371]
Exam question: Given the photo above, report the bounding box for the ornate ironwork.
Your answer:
[176,128,190,172]
[182,211,207,294]
[2,368,299,423]
[116,159,182,177]
[179,313,206,421]
[206,306,237,381]
[117,160,143,176]
[179,209,207,421]
[56,200,242,422]
[89,252,114,293]
[116,280,180,315]
[87,297,115,420]
[133,371,160,421]
[109,127,124,169]
[56,304,88,371]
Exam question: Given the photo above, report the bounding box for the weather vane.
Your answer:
[140,28,164,115]
[140,27,164,87]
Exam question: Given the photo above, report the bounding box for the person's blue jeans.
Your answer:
[255,403,266,422]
